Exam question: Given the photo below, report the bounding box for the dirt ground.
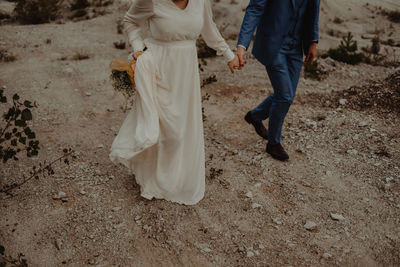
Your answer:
[1,0,399,266]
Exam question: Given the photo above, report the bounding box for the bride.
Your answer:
[110,0,240,205]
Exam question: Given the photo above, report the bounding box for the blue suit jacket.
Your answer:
[238,0,320,66]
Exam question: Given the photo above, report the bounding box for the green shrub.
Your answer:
[14,0,61,24]
[304,60,326,81]
[383,10,400,23]
[327,32,364,65]
[70,8,87,19]
[71,0,89,10]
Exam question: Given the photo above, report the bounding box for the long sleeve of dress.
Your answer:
[201,0,235,62]
[123,0,154,53]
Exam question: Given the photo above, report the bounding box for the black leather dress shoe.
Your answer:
[244,111,268,140]
[266,143,289,161]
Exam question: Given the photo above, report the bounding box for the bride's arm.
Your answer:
[201,0,235,62]
[123,0,154,54]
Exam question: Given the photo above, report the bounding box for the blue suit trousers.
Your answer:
[250,43,303,145]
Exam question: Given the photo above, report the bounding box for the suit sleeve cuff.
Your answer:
[237,44,248,51]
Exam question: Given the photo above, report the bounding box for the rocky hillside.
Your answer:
[0,0,399,266]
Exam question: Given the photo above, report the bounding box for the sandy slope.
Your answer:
[0,0,399,266]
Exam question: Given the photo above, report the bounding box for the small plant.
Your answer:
[0,245,28,267]
[116,19,123,34]
[93,0,113,7]
[371,36,381,55]
[70,0,89,10]
[0,11,11,20]
[328,32,364,65]
[0,148,76,195]
[14,0,61,24]
[70,8,87,19]
[113,40,126,50]
[208,167,223,180]
[201,75,217,88]
[304,60,327,81]
[382,10,400,23]
[0,49,16,62]
[333,17,343,24]
[71,52,89,60]
[362,36,386,66]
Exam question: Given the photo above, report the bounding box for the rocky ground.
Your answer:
[1,0,400,266]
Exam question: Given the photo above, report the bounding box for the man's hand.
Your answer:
[236,46,247,69]
[228,54,240,74]
[305,42,317,64]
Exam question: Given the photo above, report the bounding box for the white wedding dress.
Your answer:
[109,0,234,205]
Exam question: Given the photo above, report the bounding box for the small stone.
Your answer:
[64,67,73,74]
[79,190,86,195]
[53,191,67,200]
[97,144,104,148]
[346,149,358,155]
[339,99,347,105]
[326,170,332,176]
[322,252,332,259]
[247,251,254,257]
[238,246,245,252]
[55,239,62,250]
[304,221,317,231]
[272,218,282,225]
[85,92,92,96]
[359,121,368,127]
[305,120,317,128]
[202,247,212,253]
[254,183,261,188]
[2,85,6,89]
[112,207,122,212]
[135,215,142,221]
[258,244,265,249]
[385,177,393,183]
[330,213,345,221]
[245,191,253,198]
[251,203,262,209]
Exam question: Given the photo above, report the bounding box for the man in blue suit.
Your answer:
[237,0,321,161]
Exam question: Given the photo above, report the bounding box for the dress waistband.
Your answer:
[145,38,196,47]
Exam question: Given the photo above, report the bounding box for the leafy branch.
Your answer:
[0,88,39,163]
[0,148,76,196]
[0,245,28,267]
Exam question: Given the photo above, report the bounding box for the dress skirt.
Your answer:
[110,38,205,205]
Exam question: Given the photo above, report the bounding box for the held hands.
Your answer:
[228,54,240,73]
[227,46,248,73]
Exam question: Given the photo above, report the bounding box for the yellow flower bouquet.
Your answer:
[109,57,137,101]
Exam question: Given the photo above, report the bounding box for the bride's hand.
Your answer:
[133,51,144,60]
[228,55,240,74]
